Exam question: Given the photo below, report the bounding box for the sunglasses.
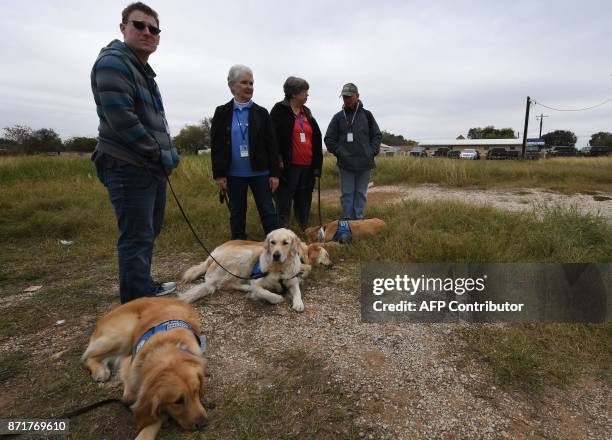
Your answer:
[128,20,161,35]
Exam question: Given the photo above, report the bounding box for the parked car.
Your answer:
[506,150,519,160]
[460,149,480,160]
[544,146,578,158]
[486,148,507,160]
[525,145,540,160]
[409,147,428,157]
[580,145,609,157]
[432,147,450,157]
[447,150,461,159]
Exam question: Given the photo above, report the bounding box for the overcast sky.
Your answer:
[1,0,611,147]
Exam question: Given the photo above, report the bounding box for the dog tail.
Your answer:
[182,257,213,283]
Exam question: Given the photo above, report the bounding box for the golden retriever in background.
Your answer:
[82,297,208,440]
[179,228,307,312]
[297,242,333,278]
[304,218,387,243]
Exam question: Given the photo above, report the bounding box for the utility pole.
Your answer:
[536,113,548,138]
[521,96,531,158]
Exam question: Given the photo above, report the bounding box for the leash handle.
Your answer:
[317,175,322,227]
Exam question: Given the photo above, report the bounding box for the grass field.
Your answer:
[0,155,610,438]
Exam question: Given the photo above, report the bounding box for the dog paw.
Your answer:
[92,367,111,382]
[178,292,196,303]
[268,294,284,305]
[291,300,305,312]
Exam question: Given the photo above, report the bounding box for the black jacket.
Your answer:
[324,100,382,171]
[210,100,280,179]
[269,100,323,175]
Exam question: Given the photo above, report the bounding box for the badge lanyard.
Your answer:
[342,101,360,142]
[236,109,249,157]
[236,109,248,141]
[297,112,306,143]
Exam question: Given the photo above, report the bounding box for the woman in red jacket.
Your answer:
[270,76,323,231]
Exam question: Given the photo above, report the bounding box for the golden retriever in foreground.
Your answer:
[304,218,386,243]
[82,297,208,440]
[179,228,317,312]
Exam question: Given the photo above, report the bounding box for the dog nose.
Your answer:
[195,417,208,430]
[273,251,281,261]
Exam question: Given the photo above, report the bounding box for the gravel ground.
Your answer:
[193,261,611,439]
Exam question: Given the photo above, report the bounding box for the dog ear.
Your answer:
[264,234,271,253]
[197,367,206,400]
[308,244,319,263]
[131,388,162,431]
[290,234,299,256]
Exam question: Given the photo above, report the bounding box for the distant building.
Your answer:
[418,138,523,157]
[380,143,403,156]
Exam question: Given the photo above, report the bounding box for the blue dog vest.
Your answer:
[332,219,352,243]
[133,320,204,359]
[250,260,267,279]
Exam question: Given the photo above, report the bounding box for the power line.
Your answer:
[532,96,612,112]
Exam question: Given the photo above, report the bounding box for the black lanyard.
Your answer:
[342,101,360,130]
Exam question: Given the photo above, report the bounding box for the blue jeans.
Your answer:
[226,175,279,239]
[95,158,166,303]
[338,167,371,219]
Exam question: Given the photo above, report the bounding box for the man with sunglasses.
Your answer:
[91,2,179,303]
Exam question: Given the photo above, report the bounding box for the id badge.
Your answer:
[347,132,354,142]
[240,144,249,157]
[300,132,306,143]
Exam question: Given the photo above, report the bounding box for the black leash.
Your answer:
[162,167,303,283]
[59,397,129,419]
[317,175,322,227]
[316,176,326,242]
[161,166,254,281]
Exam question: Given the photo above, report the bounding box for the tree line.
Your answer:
[2,123,610,155]
[465,125,612,148]
[1,125,96,154]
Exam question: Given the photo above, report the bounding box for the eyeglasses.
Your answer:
[128,20,161,35]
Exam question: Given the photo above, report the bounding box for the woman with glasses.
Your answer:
[270,76,323,231]
[210,64,280,240]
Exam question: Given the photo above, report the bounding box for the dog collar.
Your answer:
[332,219,352,243]
[133,320,204,359]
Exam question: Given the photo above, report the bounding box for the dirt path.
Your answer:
[320,184,612,221]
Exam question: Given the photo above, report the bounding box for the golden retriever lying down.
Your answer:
[82,297,207,440]
[304,218,386,243]
[179,228,314,312]
[182,239,332,282]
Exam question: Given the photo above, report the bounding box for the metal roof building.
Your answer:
[418,139,523,148]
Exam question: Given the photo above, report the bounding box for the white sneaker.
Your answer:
[154,282,177,296]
